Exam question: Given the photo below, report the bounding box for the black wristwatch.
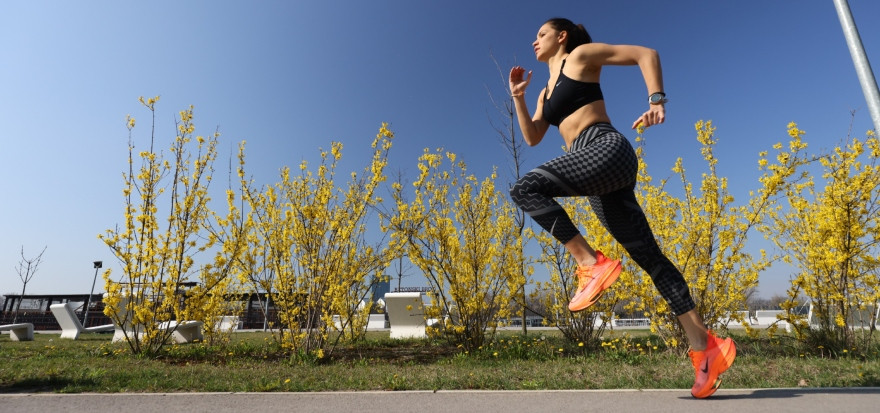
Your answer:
[649,92,667,105]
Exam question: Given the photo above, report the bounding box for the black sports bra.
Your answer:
[543,60,604,127]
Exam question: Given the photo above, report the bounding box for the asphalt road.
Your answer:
[2,388,879,413]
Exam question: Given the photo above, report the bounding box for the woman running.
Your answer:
[508,17,736,398]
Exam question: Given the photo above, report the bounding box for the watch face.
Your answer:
[650,94,662,103]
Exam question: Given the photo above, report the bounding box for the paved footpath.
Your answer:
[1,388,879,413]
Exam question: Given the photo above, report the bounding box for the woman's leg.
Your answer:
[509,164,596,264]
[564,234,598,267]
[587,167,736,399]
[509,124,638,257]
[510,126,638,310]
[678,310,709,350]
[588,187,701,330]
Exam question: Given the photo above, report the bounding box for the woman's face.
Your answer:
[532,23,562,62]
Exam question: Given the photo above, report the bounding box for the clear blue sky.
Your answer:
[2,1,878,298]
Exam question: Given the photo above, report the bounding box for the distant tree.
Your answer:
[746,294,789,310]
[14,246,47,323]
[487,52,534,334]
[520,287,551,320]
[388,170,414,292]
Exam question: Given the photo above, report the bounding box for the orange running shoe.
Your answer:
[567,250,621,312]
[689,330,737,399]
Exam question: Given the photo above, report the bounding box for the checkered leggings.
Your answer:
[509,123,695,315]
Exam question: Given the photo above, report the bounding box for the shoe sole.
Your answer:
[568,260,622,312]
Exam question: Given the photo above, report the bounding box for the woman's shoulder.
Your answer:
[569,42,648,67]
[566,43,613,72]
[569,42,614,60]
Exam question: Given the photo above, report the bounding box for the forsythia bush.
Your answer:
[101,95,877,357]
[100,97,243,355]
[768,126,880,351]
[628,121,808,347]
[388,150,521,350]
[236,124,396,359]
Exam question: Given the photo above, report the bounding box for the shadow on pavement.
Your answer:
[683,387,880,400]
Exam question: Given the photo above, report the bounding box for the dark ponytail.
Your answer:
[545,17,592,53]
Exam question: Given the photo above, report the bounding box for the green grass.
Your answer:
[1,330,878,393]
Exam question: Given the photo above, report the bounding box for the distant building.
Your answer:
[371,279,390,303]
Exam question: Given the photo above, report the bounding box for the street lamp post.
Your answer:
[834,0,880,132]
[82,261,102,327]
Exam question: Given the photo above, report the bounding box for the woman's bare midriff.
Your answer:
[559,101,612,149]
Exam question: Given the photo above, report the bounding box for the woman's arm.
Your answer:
[510,66,551,146]
[570,43,667,129]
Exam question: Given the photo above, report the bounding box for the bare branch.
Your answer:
[13,245,47,323]
[16,245,47,284]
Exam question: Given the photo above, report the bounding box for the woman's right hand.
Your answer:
[509,66,532,97]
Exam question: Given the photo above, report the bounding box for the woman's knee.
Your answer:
[509,180,524,205]
[509,172,538,204]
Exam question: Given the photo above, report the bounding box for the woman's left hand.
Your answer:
[632,104,665,130]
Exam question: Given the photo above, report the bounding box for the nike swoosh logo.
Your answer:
[700,359,709,374]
